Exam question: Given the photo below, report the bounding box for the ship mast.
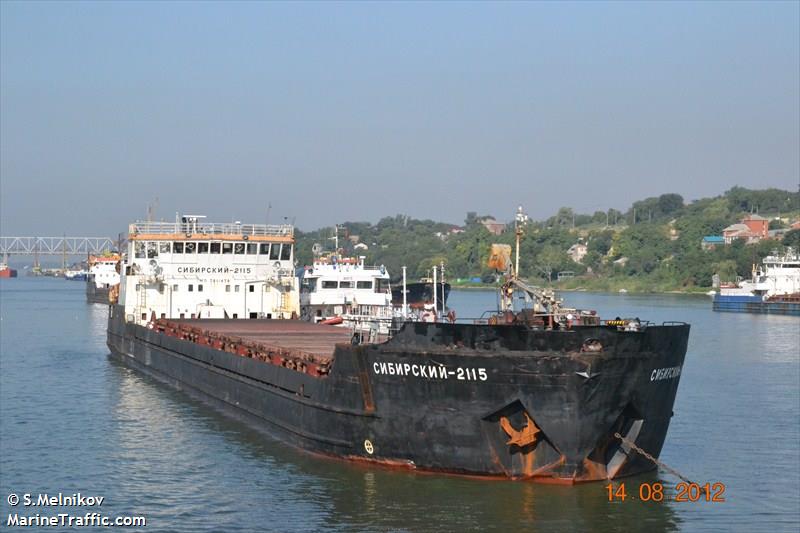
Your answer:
[333,224,339,256]
[514,205,526,279]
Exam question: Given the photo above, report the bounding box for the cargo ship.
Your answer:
[0,252,17,278]
[86,254,121,304]
[107,214,690,483]
[391,278,451,309]
[0,262,17,278]
[713,248,800,316]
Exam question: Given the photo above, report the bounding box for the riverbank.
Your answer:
[450,277,713,295]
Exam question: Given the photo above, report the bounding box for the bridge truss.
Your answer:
[0,237,118,256]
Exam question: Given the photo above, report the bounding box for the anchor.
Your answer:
[499,412,541,448]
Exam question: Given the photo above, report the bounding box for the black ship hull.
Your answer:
[392,282,451,307]
[86,278,111,304]
[107,306,689,482]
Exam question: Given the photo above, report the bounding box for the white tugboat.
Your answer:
[299,251,393,339]
[115,214,299,323]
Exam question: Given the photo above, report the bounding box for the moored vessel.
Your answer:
[713,248,800,316]
[391,277,450,309]
[0,252,17,278]
[107,212,690,483]
[64,269,88,281]
[86,253,121,304]
[299,253,393,338]
[0,263,17,278]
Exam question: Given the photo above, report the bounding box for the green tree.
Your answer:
[783,228,800,248]
[769,219,788,230]
[657,193,684,216]
[711,260,738,283]
[588,230,614,256]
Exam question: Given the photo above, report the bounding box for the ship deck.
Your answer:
[171,319,353,360]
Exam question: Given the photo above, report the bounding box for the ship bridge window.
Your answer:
[135,242,146,258]
[357,281,373,289]
[234,243,246,254]
[198,242,209,254]
[210,242,221,253]
[259,243,270,255]
[173,242,184,254]
[375,279,389,293]
[247,243,258,255]
[184,242,196,254]
[222,243,233,254]
[339,281,353,288]
[269,244,281,260]
[147,242,158,258]
[159,242,171,254]
[280,244,292,261]
[322,280,337,289]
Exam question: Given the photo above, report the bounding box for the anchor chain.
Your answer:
[614,432,698,487]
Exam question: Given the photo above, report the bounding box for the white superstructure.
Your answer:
[300,255,393,336]
[720,248,800,299]
[88,255,121,289]
[118,215,299,324]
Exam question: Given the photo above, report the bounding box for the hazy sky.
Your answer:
[1,1,798,235]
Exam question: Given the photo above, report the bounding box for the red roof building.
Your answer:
[722,214,769,244]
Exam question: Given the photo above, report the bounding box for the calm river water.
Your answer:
[1,278,798,532]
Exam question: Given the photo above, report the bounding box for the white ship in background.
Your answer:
[713,248,800,315]
[299,230,393,339]
[117,215,299,324]
[86,253,121,304]
[718,248,800,298]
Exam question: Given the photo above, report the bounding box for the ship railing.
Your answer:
[129,221,294,237]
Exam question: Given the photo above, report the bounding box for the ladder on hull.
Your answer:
[136,275,147,322]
